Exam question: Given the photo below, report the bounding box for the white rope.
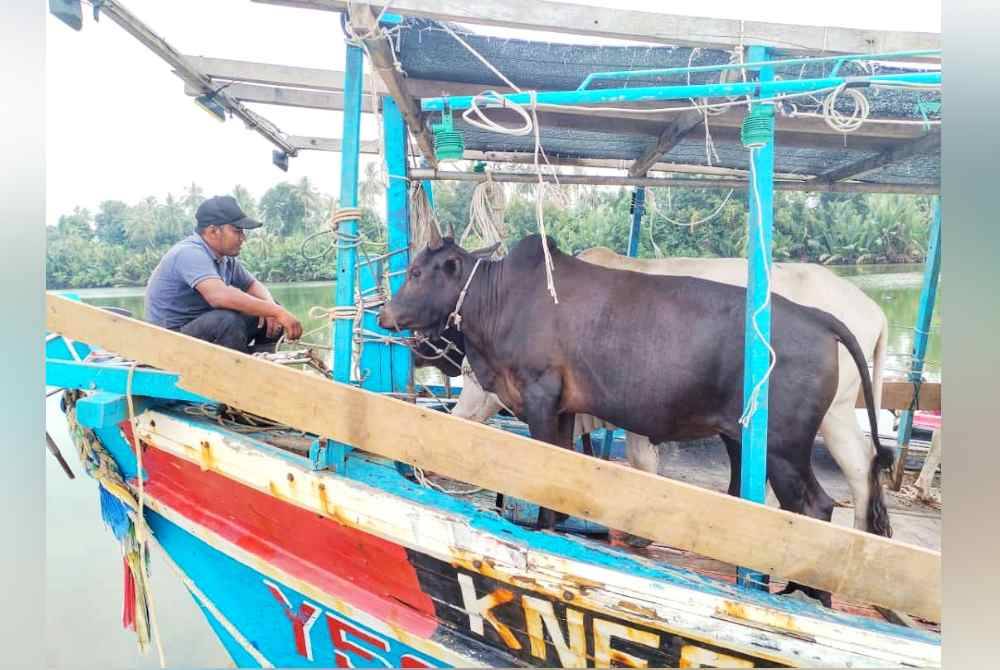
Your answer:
[463,173,508,255]
[448,258,483,331]
[646,188,736,231]
[738,152,778,428]
[126,363,166,668]
[820,82,871,133]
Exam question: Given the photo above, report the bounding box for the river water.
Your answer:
[45,264,941,668]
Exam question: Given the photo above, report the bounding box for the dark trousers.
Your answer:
[179,309,281,354]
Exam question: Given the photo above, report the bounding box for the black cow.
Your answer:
[379,232,885,607]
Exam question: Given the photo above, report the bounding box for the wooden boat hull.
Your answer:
[72,402,939,668]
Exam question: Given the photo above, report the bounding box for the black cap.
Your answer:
[195,195,263,230]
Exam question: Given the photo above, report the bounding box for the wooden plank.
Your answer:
[409,167,940,195]
[182,54,382,93]
[857,381,941,412]
[45,294,941,621]
[287,135,380,153]
[97,0,297,154]
[629,110,706,177]
[182,80,375,113]
[348,3,439,168]
[252,0,940,56]
[815,131,942,184]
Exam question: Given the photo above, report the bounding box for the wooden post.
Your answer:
[893,197,942,489]
[333,43,365,383]
[738,45,776,591]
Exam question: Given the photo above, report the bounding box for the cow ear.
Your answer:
[443,257,461,278]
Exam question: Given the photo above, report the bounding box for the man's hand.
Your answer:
[264,316,283,339]
[275,308,303,340]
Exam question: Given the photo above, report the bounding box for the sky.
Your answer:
[45,0,941,227]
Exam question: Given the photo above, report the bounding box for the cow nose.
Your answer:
[377,307,393,330]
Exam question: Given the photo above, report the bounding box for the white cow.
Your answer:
[452,247,891,535]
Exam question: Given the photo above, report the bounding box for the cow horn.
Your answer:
[469,241,502,258]
[446,222,457,240]
[427,222,443,250]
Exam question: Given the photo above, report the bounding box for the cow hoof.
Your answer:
[778,582,832,608]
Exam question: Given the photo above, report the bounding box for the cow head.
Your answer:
[378,225,499,340]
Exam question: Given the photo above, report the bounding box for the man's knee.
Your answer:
[181,309,252,351]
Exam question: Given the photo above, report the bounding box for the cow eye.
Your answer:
[410,268,421,279]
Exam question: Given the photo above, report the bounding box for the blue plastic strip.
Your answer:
[896,197,941,449]
[421,71,940,112]
[333,43,366,383]
[738,46,775,592]
[576,49,941,90]
[384,96,413,394]
[627,186,645,258]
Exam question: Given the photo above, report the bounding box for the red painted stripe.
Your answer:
[122,423,437,637]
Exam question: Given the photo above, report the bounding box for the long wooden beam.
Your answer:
[182,54,381,93]
[287,136,380,153]
[348,3,438,168]
[96,0,297,155]
[629,110,705,177]
[182,81,375,113]
[410,167,940,195]
[814,131,942,184]
[252,0,939,56]
[46,294,940,620]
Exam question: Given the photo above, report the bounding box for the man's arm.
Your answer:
[245,279,274,304]
[195,278,302,339]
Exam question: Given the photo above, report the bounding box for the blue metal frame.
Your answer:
[737,46,776,591]
[420,71,940,113]
[384,97,413,393]
[627,186,645,258]
[333,43,366,383]
[896,197,942,450]
[576,49,941,90]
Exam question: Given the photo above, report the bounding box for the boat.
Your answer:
[45,1,942,667]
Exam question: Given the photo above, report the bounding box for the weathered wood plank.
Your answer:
[252,0,939,56]
[182,54,381,93]
[629,110,705,177]
[182,81,374,113]
[857,381,941,412]
[46,294,940,621]
[348,3,439,167]
[409,167,940,195]
[815,131,942,184]
[287,135,380,153]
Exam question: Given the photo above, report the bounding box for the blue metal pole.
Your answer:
[576,49,941,90]
[627,186,645,258]
[895,197,942,459]
[384,97,413,393]
[737,46,775,592]
[420,72,940,112]
[333,44,365,384]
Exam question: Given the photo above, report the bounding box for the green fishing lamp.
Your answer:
[431,102,466,162]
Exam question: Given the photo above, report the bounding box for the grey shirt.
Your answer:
[144,233,257,330]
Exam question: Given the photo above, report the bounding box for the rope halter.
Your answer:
[447,258,483,332]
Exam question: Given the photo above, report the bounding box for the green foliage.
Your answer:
[46,173,936,290]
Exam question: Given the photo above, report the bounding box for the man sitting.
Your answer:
[144,195,303,352]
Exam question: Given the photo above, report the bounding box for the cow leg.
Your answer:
[719,435,742,497]
[521,374,572,530]
[768,452,835,608]
[819,402,892,536]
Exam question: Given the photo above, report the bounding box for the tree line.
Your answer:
[46,166,935,289]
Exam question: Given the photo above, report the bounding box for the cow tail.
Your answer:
[819,309,893,537]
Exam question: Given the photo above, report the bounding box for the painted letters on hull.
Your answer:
[409,552,773,668]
